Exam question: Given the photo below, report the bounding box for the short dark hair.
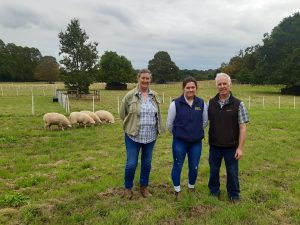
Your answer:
[182,76,197,89]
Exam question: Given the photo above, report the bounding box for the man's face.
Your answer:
[216,76,231,97]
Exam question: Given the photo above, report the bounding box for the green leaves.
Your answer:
[34,56,59,82]
[0,193,29,208]
[58,19,99,94]
[148,51,179,84]
[99,51,135,84]
[221,12,300,88]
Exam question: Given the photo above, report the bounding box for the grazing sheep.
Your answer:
[95,110,115,123]
[80,110,102,124]
[69,112,95,128]
[43,112,72,131]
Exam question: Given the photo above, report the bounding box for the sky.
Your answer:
[0,0,299,70]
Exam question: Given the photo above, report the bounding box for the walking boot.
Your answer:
[175,191,181,201]
[140,186,152,198]
[123,188,133,200]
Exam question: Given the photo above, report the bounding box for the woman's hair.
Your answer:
[137,69,152,79]
[182,76,198,89]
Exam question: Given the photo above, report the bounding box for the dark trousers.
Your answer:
[208,145,240,198]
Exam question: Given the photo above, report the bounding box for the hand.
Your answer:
[234,148,243,160]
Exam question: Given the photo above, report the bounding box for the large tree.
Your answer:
[148,51,179,83]
[221,12,300,87]
[58,18,99,93]
[256,12,300,85]
[0,40,41,81]
[34,56,59,83]
[98,51,135,88]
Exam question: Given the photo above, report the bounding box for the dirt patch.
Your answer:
[159,217,185,225]
[53,160,68,166]
[85,157,95,161]
[189,204,215,217]
[97,187,124,197]
[0,208,19,216]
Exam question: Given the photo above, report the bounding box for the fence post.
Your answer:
[32,95,35,115]
[117,97,120,114]
[162,92,165,104]
[67,95,70,113]
[278,96,281,109]
[92,96,95,112]
[248,96,251,109]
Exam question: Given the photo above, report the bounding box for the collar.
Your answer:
[134,86,153,97]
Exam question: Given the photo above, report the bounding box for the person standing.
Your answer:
[208,73,249,202]
[120,69,164,199]
[166,76,208,199]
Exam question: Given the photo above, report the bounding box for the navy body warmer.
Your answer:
[172,95,204,142]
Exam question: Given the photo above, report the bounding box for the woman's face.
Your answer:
[183,81,197,99]
[138,73,151,90]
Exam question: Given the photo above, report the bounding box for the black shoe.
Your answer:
[229,196,240,203]
[210,192,220,199]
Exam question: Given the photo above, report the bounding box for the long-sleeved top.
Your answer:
[166,95,208,133]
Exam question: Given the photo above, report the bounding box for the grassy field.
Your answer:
[0,81,299,225]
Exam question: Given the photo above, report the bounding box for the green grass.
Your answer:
[0,81,299,224]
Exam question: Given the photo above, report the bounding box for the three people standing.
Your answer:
[120,71,248,202]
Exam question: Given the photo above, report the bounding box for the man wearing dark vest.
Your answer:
[208,73,249,202]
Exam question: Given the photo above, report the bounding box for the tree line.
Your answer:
[1,12,299,93]
[220,12,300,90]
[0,17,214,93]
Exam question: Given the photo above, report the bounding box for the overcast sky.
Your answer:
[0,0,299,70]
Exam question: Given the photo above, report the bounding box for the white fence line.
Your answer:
[56,91,70,113]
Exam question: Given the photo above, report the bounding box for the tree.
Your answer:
[256,12,300,85]
[0,39,42,81]
[148,51,179,83]
[98,51,135,89]
[34,56,59,82]
[58,18,99,94]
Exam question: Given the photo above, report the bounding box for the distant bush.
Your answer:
[281,85,300,96]
[105,82,127,90]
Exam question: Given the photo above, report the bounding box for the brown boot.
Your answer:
[175,191,181,201]
[140,186,152,198]
[123,188,133,200]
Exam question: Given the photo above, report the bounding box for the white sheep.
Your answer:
[80,110,102,124]
[43,112,72,131]
[69,112,95,128]
[95,110,115,123]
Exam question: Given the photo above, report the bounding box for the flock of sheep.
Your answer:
[43,110,115,130]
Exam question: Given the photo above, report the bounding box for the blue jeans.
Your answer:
[208,145,240,198]
[171,137,202,187]
[124,134,156,189]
